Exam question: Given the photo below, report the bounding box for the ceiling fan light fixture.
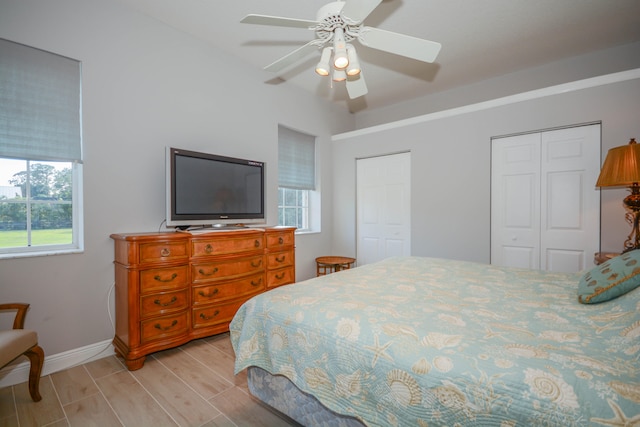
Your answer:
[346,44,361,76]
[315,47,332,76]
[333,27,349,69]
[242,0,441,100]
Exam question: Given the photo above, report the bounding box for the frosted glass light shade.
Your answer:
[315,47,332,76]
[332,69,346,82]
[346,45,361,76]
[333,27,348,69]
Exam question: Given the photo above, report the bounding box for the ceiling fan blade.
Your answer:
[340,0,383,24]
[264,41,319,72]
[240,14,318,29]
[358,26,442,63]
[346,72,368,99]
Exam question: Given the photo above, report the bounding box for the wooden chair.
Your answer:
[0,303,44,401]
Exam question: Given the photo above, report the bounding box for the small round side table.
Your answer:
[315,256,356,277]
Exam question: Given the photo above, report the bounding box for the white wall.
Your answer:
[0,0,353,364]
[331,75,640,263]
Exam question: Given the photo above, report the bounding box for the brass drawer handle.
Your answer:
[275,255,285,263]
[275,273,285,280]
[205,244,213,254]
[251,278,262,287]
[278,237,284,245]
[198,267,219,276]
[154,273,178,282]
[160,248,170,257]
[251,259,262,268]
[154,296,177,307]
[199,310,220,320]
[154,320,178,331]
[198,288,219,298]
[254,239,261,248]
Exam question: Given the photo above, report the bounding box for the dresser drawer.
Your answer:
[140,265,189,293]
[193,273,264,305]
[266,250,294,269]
[139,241,188,264]
[267,266,295,288]
[140,312,189,343]
[266,231,294,249]
[192,255,264,283]
[140,289,189,318]
[192,299,247,329]
[192,234,263,257]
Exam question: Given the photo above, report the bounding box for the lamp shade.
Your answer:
[332,68,346,82]
[346,44,361,76]
[596,138,640,187]
[315,47,332,76]
[333,27,348,69]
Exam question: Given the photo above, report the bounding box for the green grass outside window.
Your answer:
[0,229,72,248]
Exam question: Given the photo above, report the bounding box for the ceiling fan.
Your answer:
[240,0,442,99]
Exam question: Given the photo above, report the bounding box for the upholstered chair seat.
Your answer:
[0,303,44,401]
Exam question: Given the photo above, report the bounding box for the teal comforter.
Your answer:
[230,256,640,426]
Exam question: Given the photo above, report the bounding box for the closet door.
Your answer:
[491,133,541,269]
[356,152,411,266]
[491,124,600,272]
[540,125,601,272]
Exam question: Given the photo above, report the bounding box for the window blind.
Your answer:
[0,38,82,162]
[278,125,316,190]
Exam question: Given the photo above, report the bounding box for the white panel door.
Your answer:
[491,133,541,269]
[491,124,600,272]
[540,125,601,272]
[356,152,411,266]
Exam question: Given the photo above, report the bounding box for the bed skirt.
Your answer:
[247,366,366,427]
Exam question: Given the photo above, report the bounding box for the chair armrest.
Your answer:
[0,303,30,329]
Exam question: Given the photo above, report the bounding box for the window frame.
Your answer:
[0,159,83,259]
[277,125,320,233]
[0,38,83,259]
[278,187,311,232]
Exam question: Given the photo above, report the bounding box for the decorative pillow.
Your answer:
[578,249,640,303]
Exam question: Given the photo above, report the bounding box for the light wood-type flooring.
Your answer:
[0,333,301,427]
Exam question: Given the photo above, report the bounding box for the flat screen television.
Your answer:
[165,147,265,229]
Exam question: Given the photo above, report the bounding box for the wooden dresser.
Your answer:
[110,227,295,370]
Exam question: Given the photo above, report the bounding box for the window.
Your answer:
[0,39,83,258]
[278,187,309,229]
[278,125,317,232]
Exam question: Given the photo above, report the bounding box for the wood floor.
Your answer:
[0,333,301,427]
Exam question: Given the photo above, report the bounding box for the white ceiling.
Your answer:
[114,0,640,112]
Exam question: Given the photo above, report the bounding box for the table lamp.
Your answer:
[596,138,640,253]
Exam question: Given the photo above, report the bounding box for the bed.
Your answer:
[230,255,640,426]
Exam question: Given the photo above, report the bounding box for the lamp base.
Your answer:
[622,184,640,253]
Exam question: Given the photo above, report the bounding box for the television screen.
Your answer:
[166,147,265,228]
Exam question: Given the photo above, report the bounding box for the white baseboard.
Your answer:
[0,339,116,388]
